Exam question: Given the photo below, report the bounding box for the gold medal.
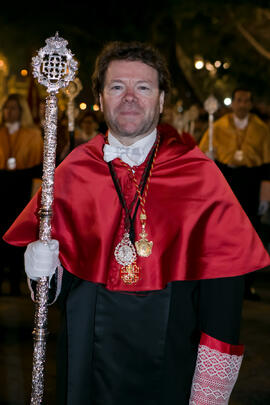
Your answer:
[135,229,153,257]
[234,149,244,162]
[120,263,140,284]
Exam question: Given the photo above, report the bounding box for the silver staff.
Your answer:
[63,77,82,151]
[30,32,78,404]
[187,105,199,136]
[204,95,218,160]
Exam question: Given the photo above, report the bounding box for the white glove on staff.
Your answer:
[24,239,60,281]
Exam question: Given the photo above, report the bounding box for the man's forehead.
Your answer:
[105,60,158,82]
[5,100,19,106]
[234,91,252,100]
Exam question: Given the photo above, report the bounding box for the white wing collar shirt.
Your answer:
[103,129,157,167]
[233,114,249,130]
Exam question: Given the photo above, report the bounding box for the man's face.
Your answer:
[3,100,21,123]
[231,90,252,119]
[81,116,99,135]
[99,60,164,144]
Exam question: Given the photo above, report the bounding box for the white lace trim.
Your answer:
[189,344,243,404]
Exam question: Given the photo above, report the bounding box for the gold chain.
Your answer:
[119,135,160,228]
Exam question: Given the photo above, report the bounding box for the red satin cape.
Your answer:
[3,124,270,291]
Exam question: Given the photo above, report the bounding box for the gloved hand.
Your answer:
[258,200,270,216]
[24,239,60,281]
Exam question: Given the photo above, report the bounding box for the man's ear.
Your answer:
[159,91,165,113]
[99,94,103,112]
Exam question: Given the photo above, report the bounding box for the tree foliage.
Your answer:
[1,1,270,107]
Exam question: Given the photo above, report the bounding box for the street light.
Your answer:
[224,97,231,106]
[194,56,204,70]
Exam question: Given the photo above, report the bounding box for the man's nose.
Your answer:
[239,101,247,107]
[123,87,137,102]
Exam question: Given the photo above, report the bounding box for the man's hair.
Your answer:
[1,93,34,126]
[92,41,171,104]
[78,110,99,126]
[232,87,253,102]
[2,94,22,118]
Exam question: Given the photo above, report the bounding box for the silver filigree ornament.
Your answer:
[114,233,137,266]
[30,33,78,405]
[32,32,78,94]
[63,77,83,101]
[63,77,83,132]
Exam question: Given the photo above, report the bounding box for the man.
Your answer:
[0,93,43,295]
[3,42,270,404]
[199,88,270,300]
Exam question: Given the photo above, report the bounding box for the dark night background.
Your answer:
[1,0,270,110]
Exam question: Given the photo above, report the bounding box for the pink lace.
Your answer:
[189,344,243,404]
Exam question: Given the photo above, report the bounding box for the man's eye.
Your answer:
[111,85,123,91]
[137,85,152,93]
[138,86,150,91]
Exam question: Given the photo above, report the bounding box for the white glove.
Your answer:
[258,200,270,216]
[24,239,60,281]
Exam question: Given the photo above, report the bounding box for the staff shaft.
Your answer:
[30,93,58,404]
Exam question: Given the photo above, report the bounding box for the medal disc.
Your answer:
[234,150,244,162]
[135,238,153,257]
[120,264,140,284]
[7,157,16,170]
[114,233,136,266]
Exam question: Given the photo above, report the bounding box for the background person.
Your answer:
[199,88,270,300]
[74,110,100,146]
[0,93,43,295]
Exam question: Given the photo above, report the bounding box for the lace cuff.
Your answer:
[189,332,244,404]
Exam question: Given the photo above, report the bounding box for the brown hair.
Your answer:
[78,110,99,127]
[232,87,253,102]
[92,41,171,104]
[1,93,34,127]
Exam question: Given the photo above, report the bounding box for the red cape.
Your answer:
[3,124,270,291]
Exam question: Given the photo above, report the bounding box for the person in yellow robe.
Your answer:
[0,93,43,295]
[199,88,270,300]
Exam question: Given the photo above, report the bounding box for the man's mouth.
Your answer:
[118,110,142,118]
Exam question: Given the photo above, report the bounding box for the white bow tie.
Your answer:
[103,144,145,166]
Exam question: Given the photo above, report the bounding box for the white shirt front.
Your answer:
[5,121,20,134]
[103,129,157,167]
[233,114,249,130]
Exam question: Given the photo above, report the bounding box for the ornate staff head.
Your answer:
[204,94,218,116]
[64,77,83,100]
[32,32,78,94]
[204,95,218,159]
[63,77,83,133]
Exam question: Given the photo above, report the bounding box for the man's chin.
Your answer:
[235,111,249,119]
[116,124,144,137]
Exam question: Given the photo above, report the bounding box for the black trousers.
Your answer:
[55,270,244,405]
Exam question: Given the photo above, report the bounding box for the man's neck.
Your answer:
[109,131,155,146]
[108,129,157,147]
[5,121,20,134]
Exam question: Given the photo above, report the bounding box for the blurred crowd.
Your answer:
[0,92,107,296]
